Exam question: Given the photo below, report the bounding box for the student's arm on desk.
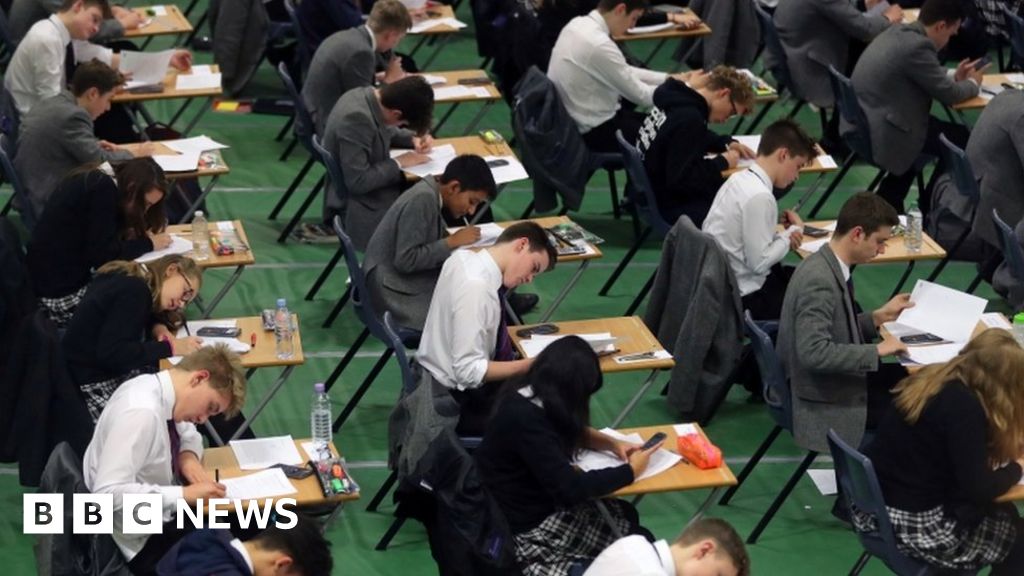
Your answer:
[792,279,880,373]
[393,196,453,273]
[337,113,405,195]
[63,111,132,164]
[483,358,532,382]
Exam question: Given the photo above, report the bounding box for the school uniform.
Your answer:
[635,78,732,228]
[967,90,1024,252]
[62,272,172,421]
[294,0,363,56]
[83,370,203,570]
[362,177,451,331]
[26,169,154,326]
[8,0,125,44]
[156,529,252,576]
[583,535,675,576]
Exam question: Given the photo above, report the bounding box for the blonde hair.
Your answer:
[706,65,756,111]
[368,0,412,32]
[892,329,1024,463]
[176,344,247,418]
[96,254,202,329]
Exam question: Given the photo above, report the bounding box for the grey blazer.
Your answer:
[968,90,1024,250]
[776,0,889,108]
[303,26,390,136]
[15,91,132,218]
[777,244,879,452]
[363,178,452,331]
[209,0,269,97]
[848,22,978,175]
[9,0,124,43]
[323,86,414,251]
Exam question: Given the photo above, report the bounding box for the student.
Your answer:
[156,513,333,576]
[702,119,817,320]
[777,192,912,454]
[14,60,143,218]
[848,0,980,213]
[546,0,705,153]
[3,0,191,117]
[636,66,755,228]
[323,75,434,250]
[295,0,364,56]
[417,221,557,435]
[83,345,246,575]
[475,336,661,576]
[9,0,144,44]
[584,518,751,576]
[26,158,170,327]
[363,154,498,331]
[863,329,1024,575]
[62,254,203,421]
[303,0,412,136]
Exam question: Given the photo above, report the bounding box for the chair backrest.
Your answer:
[311,134,349,203]
[614,129,672,235]
[993,208,1024,283]
[938,133,980,207]
[751,0,794,94]
[0,7,15,65]
[1005,6,1024,67]
[0,87,20,138]
[742,310,792,430]
[275,61,314,150]
[827,65,873,161]
[382,311,417,394]
[0,133,33,231]
[330,214,392,344]
[281,0,311,77]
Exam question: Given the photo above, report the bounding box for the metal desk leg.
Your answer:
[462,101,493,135]
[168,98,195,128]
[611,369,660,428]
[685,487,723,528]
[595,500,625,539]
[203,420,225,446]
[432,102,461,135]
[128,103,150,139]
[177,174,221,224]
[671,39,702,72]
[407,35,430,59]
[182,99,213,136]
[792,172,826,214]
[891,260,916,298]
[322,501,346,530]
[641,38,669,67]
[200,265,245,319]
[229,365,297,441]
[539,260,589,322]
[420,35,452,70]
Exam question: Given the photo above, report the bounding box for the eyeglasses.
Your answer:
[180,272,196,304]
[729,99,739,118]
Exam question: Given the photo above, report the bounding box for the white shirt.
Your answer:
[703,163,799,296]
[229,538,255,573]
[417,249,503,390]
[547,10,668,133]
[83,371,203,560]
[584,536,675,576]
[4,15,113,116]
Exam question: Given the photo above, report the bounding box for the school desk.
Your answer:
[882,317,1008,374]
[612,9,712,67]
[509,316,675,427]
[114,65,223,137]
[406,5,464,69]
[121,141,230,224]
[124,5,193,49]
[166,220,254,318]
[423,70,502,135]
[952,74,1016,113]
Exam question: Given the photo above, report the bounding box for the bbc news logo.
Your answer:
[23,495,299,534]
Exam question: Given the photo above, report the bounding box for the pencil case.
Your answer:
[677,432,722,469]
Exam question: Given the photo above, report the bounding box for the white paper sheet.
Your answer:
[175,73,222,90]
[301,441,332,462]
[1006,73,1024,84]
[896,280,987,343]
[216,220,235,231]
[807,469,838,495]
[627,22,675,34]
[134,234,191,262]
[189,64,213,76]
[162,135,229,154]
[389,144,457,177]
[519,333,618,358]
[409,17,466,33]
[446,222,505,248]
[229,436,304,470]
[484,155,529,184]
[572,428,681,482]
[673,423,698,436]
[419,74,447,85]
[221,468,298,500]
[151,5,168,16]
[799,237,830,253]
[903,342,963,366]
[120,50,175,86]
[732,134,834,169]
[168,319,252,362]
[982,312,1012,330]
[152,149,200,172]
[432,85,491,100]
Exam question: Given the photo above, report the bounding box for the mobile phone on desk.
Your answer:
[640,432,667,451]
[516,324,559,338]
[196,326,241,338]
[803,225,831,238]
[127,84,164,94]
[486,158,509,168]
[457,77,492,86]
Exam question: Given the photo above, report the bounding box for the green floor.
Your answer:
[0,3,1013,573]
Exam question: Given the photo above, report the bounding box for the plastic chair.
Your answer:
[270,62,326,245]
[1005,7,1024,71]
[0,133,34,232]
[305,135,352,323]
[926,134,983,290]
[748,0,808,131]
[827,430,978,575]
[993,208,1024,287]
[601,129,674,311]
[282,0,312,79]
[718,311,818,545]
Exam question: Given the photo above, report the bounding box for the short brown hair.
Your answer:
[758,118,816,160]
[176,344,247,418]
[71,59,123,97]
[368,0,412,33]
[495,221,557,272]
[379,75,434,136]
[676,518,750,576]
[706,66,756,112]
[834,191,899,237]
[59,0,113,19]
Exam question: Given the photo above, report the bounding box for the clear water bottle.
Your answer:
[274,298,294,360]
[191,210,210,261]
[311,382,333,453]
[1013,313,1024,347]
[904,203,922,253]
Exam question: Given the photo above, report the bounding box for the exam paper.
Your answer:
[169,319,252,361]
[519,333,618,358]
[432,85,491,100]
[120,50,175,86]
[221,468,298,500]
[229,436,304,470]
[163,135,229,154]
[903,342,963,366]
[484,155,529,184]
[446,222,505,248]
[573,428,681,482]
[389,144,457,177]
[627,22,676,34]
[896,280,987,343]
[419,74,447,85]
[176,73,222,90]
[151,5,167,15]
[799,237,830,253]
[152,149,200,172]
[409,17,466,33]
[135,234,191,262]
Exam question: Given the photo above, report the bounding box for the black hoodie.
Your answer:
[636,78,734,227]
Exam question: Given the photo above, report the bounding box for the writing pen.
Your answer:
[215,468,219,483]
[617,351,657,362]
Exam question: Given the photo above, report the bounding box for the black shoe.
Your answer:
[508,292,539,316]
[190,36,212,51]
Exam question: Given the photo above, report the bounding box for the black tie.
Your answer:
[167,420,181,481]
[493,288,516,361]
[64,42,75,86]
[845,277,862,344]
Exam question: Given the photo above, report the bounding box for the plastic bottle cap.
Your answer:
[194,211,204,217]
[314,382,325,393]
[1014,313,1024,325]
[277,298,287,308]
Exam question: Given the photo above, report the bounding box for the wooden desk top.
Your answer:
[609,424,737,497]
[409,5,461,34]
[510,316,675,373]
[795,220,946,262]
[722,145,836,178]
[883,319,1005,374]
[427,69,502,102]
[613,11,712,41]
[124,5,193,38]
[121,141,231,179]
[903,8,919,23]
[165,219,255,268]
[202,440,359,507]
[953,74,1013,110]
[399,136,517,180]
[113,65,223,103]
[159,315,306,370]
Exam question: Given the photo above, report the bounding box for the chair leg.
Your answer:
[268,155,314,220]
[607,169,621,219]
[624,269,657,317]
[367,470,399,512]
[598,227,652,296]
[743,99,775,134]
[965,271,983,294]
[0,194,11,216]
[332,348,394,433]
[276,174,325,244]
[719,425,783,505]
[324,327,370,392]
[278,136,300,162]
[375,515,408,551]
[866,168,886,193]
[322,286,352,329]
[306,247,344,301]
[848,551,872,576]
[274,116,293,142]
[519,199,535,220]
[746,450,818,544]
[808,153,856,219]
[785,99,806,119]
[926,226,972,283]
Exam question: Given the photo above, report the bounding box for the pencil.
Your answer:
[215,469,219,483]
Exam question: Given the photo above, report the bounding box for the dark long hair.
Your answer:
[498,336,603,458]
[113,158,169,240]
